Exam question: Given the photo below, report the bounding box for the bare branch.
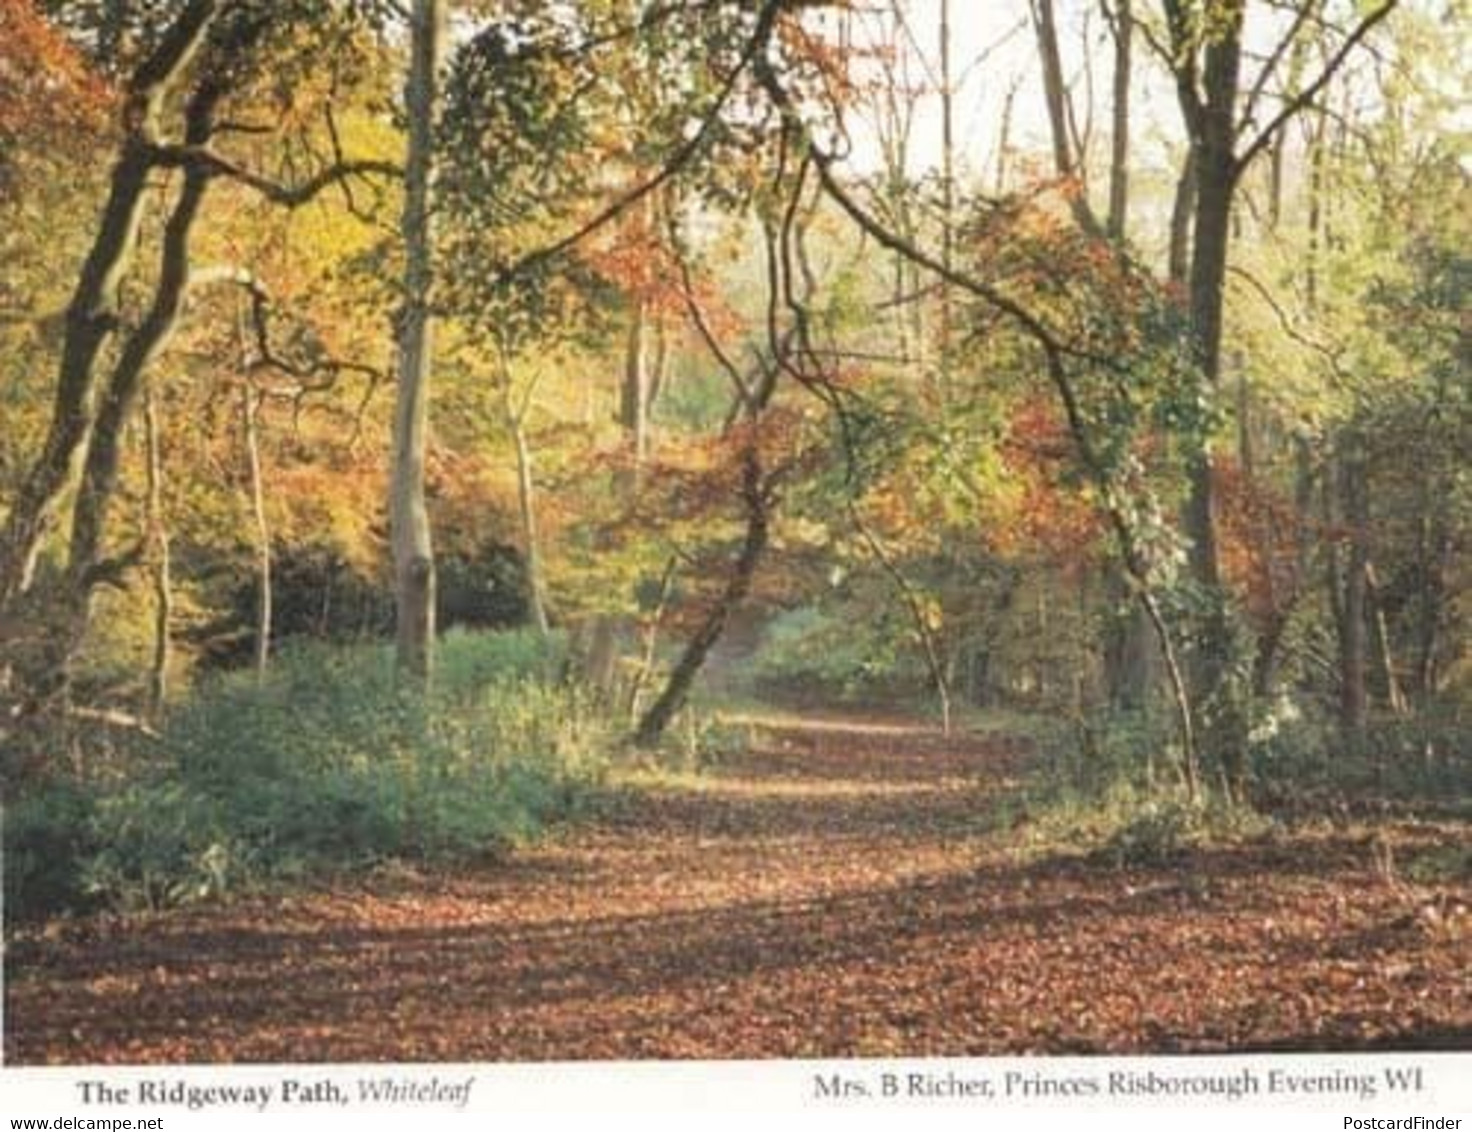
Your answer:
[1227,263,1348,381]
[666,208,758,415]
[82,541,147,590]
[69,704,162,739]
[214,119,277,136]
[1233,0,1398,182]
[189,264,386,395]
[148,143,401,208]
[1238,0,1320,136]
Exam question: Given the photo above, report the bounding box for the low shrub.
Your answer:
[1004,775,1272,866]
[1001,707,1273,863]
[4,783,102,921]
[4,630,608,920]
[1001,694,1464,865]
[1247,698,1470,818]
[748,605,926,702]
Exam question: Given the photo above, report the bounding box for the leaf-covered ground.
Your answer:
[6,716,1469,1062]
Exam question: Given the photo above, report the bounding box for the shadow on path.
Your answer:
[6,716,1468,1061]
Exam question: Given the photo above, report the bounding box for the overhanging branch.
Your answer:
[1232,0,1398,182]
[494,0,785,286]
[189,264,385,396]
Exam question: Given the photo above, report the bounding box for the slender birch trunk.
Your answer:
[391,0,445,682]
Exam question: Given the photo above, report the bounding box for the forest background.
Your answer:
[0,0,1466,1060]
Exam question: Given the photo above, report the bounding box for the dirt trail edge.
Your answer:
[6,714,1468,1062]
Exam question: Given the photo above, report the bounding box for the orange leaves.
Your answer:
[956,182,1154,352]
[0,1,111,165]
[582,229,680,312]
[1215,458,1306,627]
[775,8,869,107]
[8,718,1467,1063]
[579,213,743,333]
[997,396,1102,565]
[1006,395,1073,462]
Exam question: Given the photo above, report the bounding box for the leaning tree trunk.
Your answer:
[50,93,223,697]
[626,557,678,725]
[390,0,444,682]
[634,448,768,748]
[1365,563,1406,716]
[25,68,230,715]
[1032,0,1103,237]
[509,407,551,638]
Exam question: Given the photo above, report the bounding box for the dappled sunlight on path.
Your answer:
[6,716,1468,1062]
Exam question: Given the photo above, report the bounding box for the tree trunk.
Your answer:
[1365,563,1406,716]
[143,381,172,721]
[580,617,621,696]
[1247,430,1309,701]
[1099,0,1150,711]
[587,269,660,691]
[1183,166,1233,587]
[510,409,551,638]
[1337,435,1369,737]
[0,0,219,611]
[1177,5,1248,789]
[626,557,677,725]
[1268,134,1284,230]
[634,449,768,747]
[872,7,924,372]
[1410,360,1452,704]
[851,502,953,733]
[619,298,652,476]
[31,70,231,711]
[937,0,955,401]
[390,0,444,682]
[1411,475,1450,703]
[648,312,670,410]
[243,385,272,682]
[1253,432,1315,699]
[1106,569,1155,710]
[61,84,224,675]
[1032,0,1103,236]
[1167,149,1195,285]
[994,81,1019,196]
[1106,0,1132,240]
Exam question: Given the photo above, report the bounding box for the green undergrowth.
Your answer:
[1247,702,1470,821]
[990,703,1469,869]
[995,781,1277,869]
[987,704,1272,866]
[599,705,754,794]
[5,629,611,921]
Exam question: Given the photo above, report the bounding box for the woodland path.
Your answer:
[6,713,1468,1062]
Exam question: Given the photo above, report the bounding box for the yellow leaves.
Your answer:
[269,456,385,573]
